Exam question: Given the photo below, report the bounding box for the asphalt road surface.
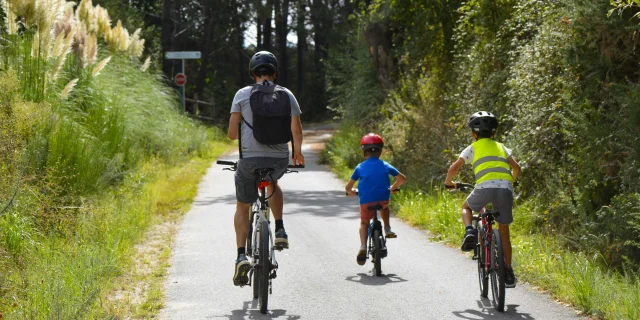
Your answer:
[160,130,580,320]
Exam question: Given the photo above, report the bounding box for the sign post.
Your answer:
[164,51,201,113]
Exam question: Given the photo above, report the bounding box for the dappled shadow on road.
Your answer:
[344,273,408,286]
[194,189,362,221]
[452,300,534,319]
[207,300,301,320]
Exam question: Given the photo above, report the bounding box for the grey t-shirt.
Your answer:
[230,82,302,158]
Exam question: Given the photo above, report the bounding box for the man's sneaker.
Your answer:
[505,267,517,288]
[384,227,397,239]
[356,247,367,266]
[233,254,250,286]
[461,231,477,252]
[274,228,289,250]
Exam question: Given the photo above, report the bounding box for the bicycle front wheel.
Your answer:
[373,230,382,276]
[259,220,270,314]
[477,229,488,298]
[490,229,506,312]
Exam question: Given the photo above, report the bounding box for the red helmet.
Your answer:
[360,133,384,150]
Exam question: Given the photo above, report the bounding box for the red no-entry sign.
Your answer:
[175,73,186,86]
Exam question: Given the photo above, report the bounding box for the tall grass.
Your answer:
[324,125,640,320]
[0,0,231,316]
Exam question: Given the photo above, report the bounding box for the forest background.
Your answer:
[2,0,640,318]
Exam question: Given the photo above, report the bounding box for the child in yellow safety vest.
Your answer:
[445,111,521,288]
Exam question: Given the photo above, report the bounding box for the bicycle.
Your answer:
[346,188,399,277]
[217,160,304,314]
[447,182,506,312]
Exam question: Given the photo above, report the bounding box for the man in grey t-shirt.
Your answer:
[227,51,304,286]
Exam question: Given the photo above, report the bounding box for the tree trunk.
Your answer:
[161,0,175,76]
[195,1,215,104]
[364,21,395,90]
[275,0,289,87]
[296,0,306,93]
[263,0,273,51]
[257,15,263,49]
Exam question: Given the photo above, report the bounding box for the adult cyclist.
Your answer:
[227,51,304,286]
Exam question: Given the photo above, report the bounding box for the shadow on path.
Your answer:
[452,300,535,319]
[344,273,408,286]
[208,300,301,320]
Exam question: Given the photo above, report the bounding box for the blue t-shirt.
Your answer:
[351,157,400,204]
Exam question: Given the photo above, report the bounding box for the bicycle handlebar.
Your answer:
[216,160,305,169]
[445,182,474,191]
[346,188,401,196]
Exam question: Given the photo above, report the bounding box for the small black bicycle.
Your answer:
[448,182,506,312]
[347,189,399,276]
[217,160,304,314]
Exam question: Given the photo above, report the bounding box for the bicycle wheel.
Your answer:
[250,222,259,299]
[373,230,382,276]
[490,229,506,312]
[259,220,270,314]
[476,229,489,298]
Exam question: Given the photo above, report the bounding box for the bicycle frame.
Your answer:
[249,180,278,284]
[367,208,384,259]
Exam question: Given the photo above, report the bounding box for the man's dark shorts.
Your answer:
[235,157,289,204]
[466,188,514,225]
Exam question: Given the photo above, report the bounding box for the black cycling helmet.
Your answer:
[467,111,498,134]
[249,51,278,75]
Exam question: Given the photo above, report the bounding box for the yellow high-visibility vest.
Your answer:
[471,138,512,183]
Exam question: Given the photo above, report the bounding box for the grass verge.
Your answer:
[0,138,232,318]
[324,126,640,320]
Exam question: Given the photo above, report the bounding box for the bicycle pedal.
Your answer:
[472,255,478,260]
[270,271,277,279]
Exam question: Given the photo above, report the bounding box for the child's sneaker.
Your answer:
[461,230,476,252]
[356,246,366,265]
[384,227,397,238]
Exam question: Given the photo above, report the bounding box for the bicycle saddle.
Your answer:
[254,167,276,177]
[367,204,383,211]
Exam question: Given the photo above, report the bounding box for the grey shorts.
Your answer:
[466,188,514,225]
[235,157,289,204]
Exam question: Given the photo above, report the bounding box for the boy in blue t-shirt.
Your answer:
[345,133,406,265]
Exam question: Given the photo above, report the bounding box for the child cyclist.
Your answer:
[444,111,521,287]
[345,133,406,265]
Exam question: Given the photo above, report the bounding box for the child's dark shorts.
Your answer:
[360,200,389,220]
[234,157,289,204]
[466,188,514,225]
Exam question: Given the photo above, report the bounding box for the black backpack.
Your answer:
[243,81,292,145]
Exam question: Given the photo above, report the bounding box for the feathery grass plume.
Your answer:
[92,56,111,77]
[61,78,79,99]
[128,28,144,58]
[106,20,129,53]
[94,5,110,38]
[83,33,98,67]
[76,0,97,33]
[140,56,151,72]
[54,5,74,39]
[34,0,68,60]
[49,25,77,80]
[2,0,19,34]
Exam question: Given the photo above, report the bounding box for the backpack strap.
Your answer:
[238,121,243,159]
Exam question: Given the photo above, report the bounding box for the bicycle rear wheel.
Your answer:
[259,220,270,314]
[373,230,382,276]
[490,229,506,312]
[476,229,489,298]
[250,222,259,299]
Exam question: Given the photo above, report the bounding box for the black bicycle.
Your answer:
[347,189,399,276]
[448,183,506,312]
[217,160,304,314]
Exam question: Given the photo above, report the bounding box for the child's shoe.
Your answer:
[384,227,397,238]
[356,246,367,265]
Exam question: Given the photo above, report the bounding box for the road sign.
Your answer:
[175,73,186,86]
[165,51,201,60]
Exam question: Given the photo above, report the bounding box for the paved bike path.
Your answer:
[160,130,580,319]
